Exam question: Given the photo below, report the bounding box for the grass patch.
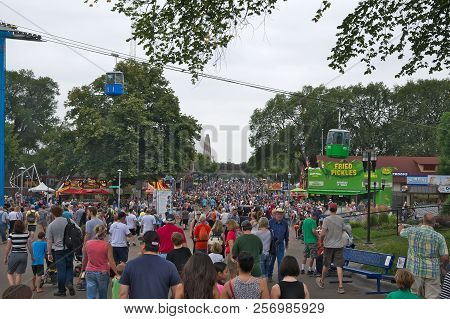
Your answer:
[351,227,450,275]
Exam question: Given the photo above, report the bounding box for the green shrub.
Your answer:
[378,213,389,225]
[388,214,397,225]
[350,220,362,229]
[443,197,450,216]
[369,214,379,227]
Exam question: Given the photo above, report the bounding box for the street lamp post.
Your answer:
[117,169,122,212]
[287,172,292,199]
[362,150,377,244]
[19,166,26,197]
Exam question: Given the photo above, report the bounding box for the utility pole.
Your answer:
[0,23,42,206]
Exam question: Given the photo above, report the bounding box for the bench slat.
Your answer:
[344,248,394,269]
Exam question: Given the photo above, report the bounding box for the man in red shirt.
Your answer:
[194,214,211,254]
[156,214,186,258]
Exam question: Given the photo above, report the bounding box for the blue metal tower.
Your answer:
[0,23,42,206]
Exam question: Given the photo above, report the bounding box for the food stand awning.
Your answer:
[307,189,367,196]
[57,187,110,195]
[29,182,55,193]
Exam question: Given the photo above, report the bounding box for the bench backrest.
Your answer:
[344,248,394,271]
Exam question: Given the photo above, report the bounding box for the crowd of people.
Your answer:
[0,177,449,299]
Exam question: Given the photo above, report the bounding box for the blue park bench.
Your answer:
[343,248,395,294]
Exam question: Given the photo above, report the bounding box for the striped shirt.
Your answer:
[8,232,30,253]
[440,272,450,299]
[400,225,448,279]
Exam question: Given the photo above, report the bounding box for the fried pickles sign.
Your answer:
[324,161,364,177]
[330,163,358,176]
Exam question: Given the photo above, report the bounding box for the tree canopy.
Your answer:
[86,0,449,78]
[6,70,59,154]
[247,79,450,176]
[47,60,201,180]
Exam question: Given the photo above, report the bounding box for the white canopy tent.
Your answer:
[28,182,55,193]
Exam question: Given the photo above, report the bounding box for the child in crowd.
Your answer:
[166,232,192,274]
[214,262,228,296]
[31,232,47,293]
[111,262,126,299]
[386,269,420,299]
[208,242,224,264]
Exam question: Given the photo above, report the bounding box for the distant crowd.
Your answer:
[1,177,448,299]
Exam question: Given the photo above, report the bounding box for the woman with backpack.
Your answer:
[208,220,224,255]
[193,215,211,254]
[252,217,272,278]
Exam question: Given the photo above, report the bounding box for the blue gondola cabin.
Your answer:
[105,71,124,96]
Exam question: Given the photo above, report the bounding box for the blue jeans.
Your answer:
[86,271,110,299]
[268,243,285,282]
[54,250,74,293]
[260,253,272,278]
[0,222,6,242]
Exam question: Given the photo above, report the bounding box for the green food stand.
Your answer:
[307,160,393,206]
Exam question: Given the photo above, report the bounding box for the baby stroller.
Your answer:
[40,255,57,288]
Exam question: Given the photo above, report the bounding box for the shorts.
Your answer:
[32,264,45,276]
[7,252,28,274]
[27,225,37,232]
[112,246,129,264]
[129,229,136,236]
[323,247,344,268]
[304,243,318,259]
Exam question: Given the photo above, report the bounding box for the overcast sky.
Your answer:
[2,0,447,163]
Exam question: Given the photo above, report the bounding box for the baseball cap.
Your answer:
[275,207,284,213]
[328,203,338,211]
[139,231,160,251]
[241,220,252,231]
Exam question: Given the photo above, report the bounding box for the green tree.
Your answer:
[5,123,20,174]
[248,80,449,175]
[194,153,218,174]
[58,60,201,180]
[6,70,59,153]
[388,79,450,156]
[437,112,450,175]
[87,0,449,78]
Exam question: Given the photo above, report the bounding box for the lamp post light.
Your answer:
[19,166,26,197]
[362,150,377,244]
[287,172,292,199]
[117,169,122,212]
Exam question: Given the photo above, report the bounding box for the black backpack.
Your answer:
[63,218,83,253]
[269,229,278,256]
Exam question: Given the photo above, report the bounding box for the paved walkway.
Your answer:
[0,225,391,299]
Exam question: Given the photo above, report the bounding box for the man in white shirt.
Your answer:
[8,206,23,231]
[126,211,138,246]
[141,209,156,235]
[110,212,132,263]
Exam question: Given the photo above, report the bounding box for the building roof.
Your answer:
[315,155,439,180]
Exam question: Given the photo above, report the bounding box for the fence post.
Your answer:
[396,208,399,236]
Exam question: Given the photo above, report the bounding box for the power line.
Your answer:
[2,21,445,131]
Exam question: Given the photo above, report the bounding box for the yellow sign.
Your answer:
[331,163,357,176]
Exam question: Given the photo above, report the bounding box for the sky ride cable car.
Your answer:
[105,71,124,96]
[325,129,351,158]
[105,53,124,96]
